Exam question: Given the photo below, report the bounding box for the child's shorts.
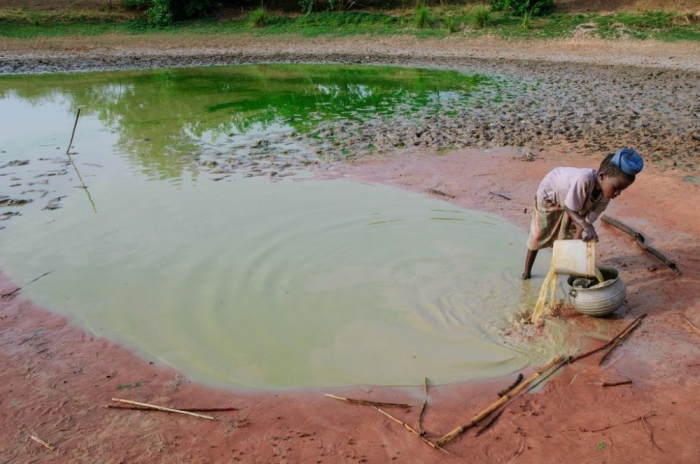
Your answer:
[526,197,576,251]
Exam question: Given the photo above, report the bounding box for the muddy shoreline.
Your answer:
[2,36,700,462]
[3,36,698,170]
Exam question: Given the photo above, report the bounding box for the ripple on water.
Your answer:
[0,172,559,389]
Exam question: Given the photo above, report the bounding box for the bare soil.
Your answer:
[2,3,700,463]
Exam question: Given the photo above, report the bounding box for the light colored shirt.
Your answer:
[536,167,610,224]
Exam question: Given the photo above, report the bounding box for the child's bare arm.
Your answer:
[565,207,598,241]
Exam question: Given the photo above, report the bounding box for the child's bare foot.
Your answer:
[521,272,532,280]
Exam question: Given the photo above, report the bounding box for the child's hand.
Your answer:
[582,225,598,242]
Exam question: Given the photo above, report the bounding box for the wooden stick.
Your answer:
[488,191,511,200]
[602,380,633,387]
[585,412,656,433]
[426,188,455,199]
[436,355,564,447]
[372,406,449,454]
[110,398,215,420]
[324,394,411,409]
[423,377,429,397]
[641,415,662,451]
[63,108,97,213]
[66,108,81,156]
[569,314,647,364]
[1,270,53,298]
[498,373,524,398]
[681,314,700,335]
[601,215,681,275]
[597,315,646,366]
[107,404,238,412]
[417,400,427,435]
[29,434,55,451]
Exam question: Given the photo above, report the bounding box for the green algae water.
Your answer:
[0,64,556,390]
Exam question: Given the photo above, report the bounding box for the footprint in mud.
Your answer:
[0,197,33,207]
[43,196,66,211]
[0,159,29,169]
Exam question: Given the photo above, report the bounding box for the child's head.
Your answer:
[597,148,643,200]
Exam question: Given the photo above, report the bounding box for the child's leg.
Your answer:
[523,196,566,279]
[522,249,538,280]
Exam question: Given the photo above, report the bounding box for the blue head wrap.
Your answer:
[611,148,643,176]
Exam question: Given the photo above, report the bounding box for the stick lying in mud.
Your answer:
[107,405,238,412]
[425,188,455,199]
[324,394,411,409]
[416,377,429,435]
[498,373,524,397]
[603,380,632,387]
[488,191,511,201]
[1,270,53,298]
[110,398,215,420]
[437,355,565,447]
[641,415,662,450]
[372,406,449,454]
[597,315,647,366]
[680,314,700,335]
[29,434,55,451]
[569,313,647,364]
[64,108,98,213]
[602,380,633,387]
[417,400,427,435]
[585,412,656,433]
[601,216,681,275]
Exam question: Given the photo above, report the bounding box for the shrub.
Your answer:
[491,0,554,17]
[299,0,315,14]
[472,5,491,29]
[444,16,460,33]
[415,4,431,28]
[521,11,531,29]
[248,7,268,27]
[121,0,151,10]
[122,0,221,27]
[144,0,171,26]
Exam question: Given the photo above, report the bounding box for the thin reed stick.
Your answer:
[110,398,215,420]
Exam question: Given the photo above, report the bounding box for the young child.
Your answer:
[522,148,643,280]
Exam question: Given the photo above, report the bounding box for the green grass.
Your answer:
[472,5,491,29]
[247,7,268,29]
[1,7,699,42]
[414,5,432,29]
[444,16,460,33]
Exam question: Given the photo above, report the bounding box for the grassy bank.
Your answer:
[1,6,699,42]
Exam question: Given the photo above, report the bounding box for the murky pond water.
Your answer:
[0,64,555,390]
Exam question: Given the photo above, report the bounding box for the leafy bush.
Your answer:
[491,0,554,17]
[121,0,151,10]
[299,0,315,14]
[248,7,268,27]
[415,4,431,28]
[472,5,491,29]
[521,11,531,29]
[444,16,460,33]
[146,0,172,26]
[122,0,221,27]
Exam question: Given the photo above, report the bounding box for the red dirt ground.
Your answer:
[1,1,700,462]
[3,144,700,463]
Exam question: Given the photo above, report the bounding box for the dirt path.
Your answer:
[1,35,700,463]
[2,34,700,73]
